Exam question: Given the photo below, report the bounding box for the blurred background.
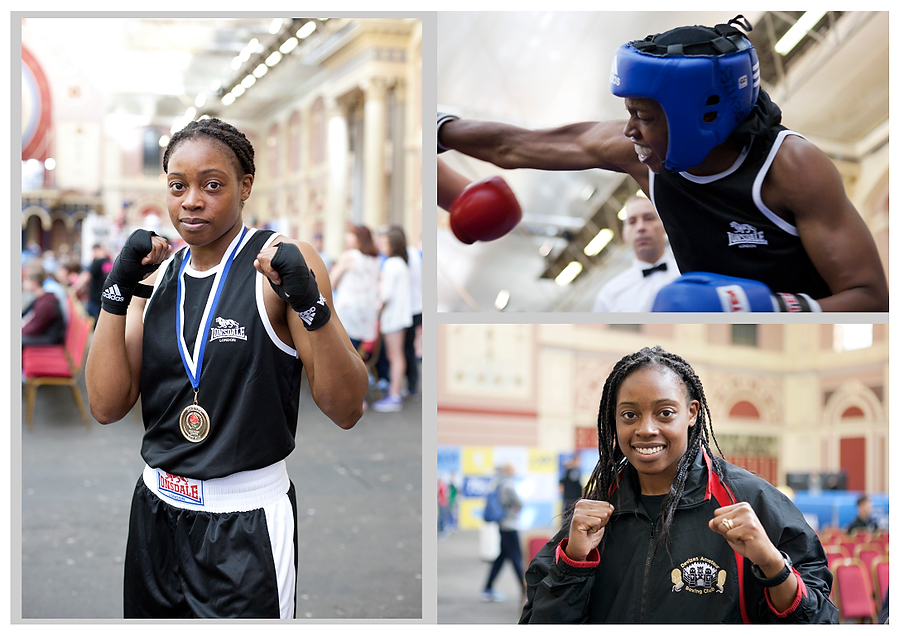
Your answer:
[18,16,424,620]
[22,16,422,264]
[436,323,889,622]
[436,11,889,311]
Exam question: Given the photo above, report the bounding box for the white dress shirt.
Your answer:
[592,253,680,312]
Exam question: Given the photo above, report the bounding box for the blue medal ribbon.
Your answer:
[175,226,248,392]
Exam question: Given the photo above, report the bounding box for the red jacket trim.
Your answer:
[555,539,600,568]
[764,568,807,617]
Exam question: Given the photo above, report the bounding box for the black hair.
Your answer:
[582,346,726,551]
[163,117,255,178]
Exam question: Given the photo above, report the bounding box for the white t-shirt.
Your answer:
[379,256,413,334]
[333,249,380,342]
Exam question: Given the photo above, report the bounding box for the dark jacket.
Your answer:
[520,450,837,623]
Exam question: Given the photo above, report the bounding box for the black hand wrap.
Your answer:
[437,112,459,154]
[268,242,331,331]
[100,229,162,316]
[773,292,821,312]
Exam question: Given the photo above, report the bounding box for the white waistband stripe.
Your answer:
[143,461,290,513]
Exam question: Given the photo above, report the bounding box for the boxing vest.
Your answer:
[140,228,303,480]
[650,126,832,299]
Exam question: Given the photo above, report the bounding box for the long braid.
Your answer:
[582,346,725,552]
[163,117,255,177]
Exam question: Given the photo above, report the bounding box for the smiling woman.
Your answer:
[520,346,838,624]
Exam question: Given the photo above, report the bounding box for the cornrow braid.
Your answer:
[163,117,255,177]
[581,346,725,553]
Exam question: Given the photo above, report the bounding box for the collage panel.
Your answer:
[436,11,888,314]
[18,15,424,621]
[436,323,889,624]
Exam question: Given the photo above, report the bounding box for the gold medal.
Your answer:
[179,402,210,443]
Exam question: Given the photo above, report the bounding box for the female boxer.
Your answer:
[85,117,368,618]
[520,346,836,623]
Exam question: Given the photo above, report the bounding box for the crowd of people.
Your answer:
[23,219,422,416]
[327,223,423,412]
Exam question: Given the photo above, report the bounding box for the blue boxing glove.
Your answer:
[268,241,331,331]
[437,112,459,154]
[100,229,164,315]
[651,272,822,312]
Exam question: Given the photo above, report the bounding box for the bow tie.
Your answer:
[642,262,668,277]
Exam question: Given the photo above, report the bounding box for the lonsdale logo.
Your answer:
[209,316,247,342]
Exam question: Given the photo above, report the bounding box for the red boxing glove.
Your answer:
[449,176,522,244]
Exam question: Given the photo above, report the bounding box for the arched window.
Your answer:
[729,400,760,419]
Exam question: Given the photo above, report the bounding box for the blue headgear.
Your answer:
[610,16,760,172]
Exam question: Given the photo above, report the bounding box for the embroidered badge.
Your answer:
[727,221,768,248]
[671,557,727,594]
[157,471,204,506]
[209,316,247,342]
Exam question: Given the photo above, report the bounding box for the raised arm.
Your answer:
[438,116,637,173]
[255,239,368,430]
[85,231,171,423]
[765,136,888,312]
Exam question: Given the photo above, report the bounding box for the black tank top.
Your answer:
[650,126,832,299]
[140,228,303,479]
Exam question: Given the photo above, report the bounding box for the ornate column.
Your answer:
[362,77,390,229]
[325,95,349,258]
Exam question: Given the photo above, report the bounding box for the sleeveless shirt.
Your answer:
[140,228,303,480]
[650,126,832,299]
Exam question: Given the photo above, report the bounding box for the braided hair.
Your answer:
[163,117,255,178]
[581,346,726,551]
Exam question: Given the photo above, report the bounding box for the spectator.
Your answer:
[22,267,65,346]
[330,225,380,352]
[404,239,423,397]
[482,463,525,603]
[372,226,413,412]
[847,495,881,534]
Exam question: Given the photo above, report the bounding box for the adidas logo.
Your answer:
[610,55,620,86]
[102,284,125,303]
[297,306,317,326]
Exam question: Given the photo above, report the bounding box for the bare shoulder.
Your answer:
[767,134,848,218]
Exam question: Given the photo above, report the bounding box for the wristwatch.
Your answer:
[751,550,793,587]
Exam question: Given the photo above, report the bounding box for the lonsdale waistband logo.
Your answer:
[671,556,726,594]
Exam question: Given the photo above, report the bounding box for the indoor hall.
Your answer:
[436,323,889,623]
[18,16,423,620]
[436,11,889,312]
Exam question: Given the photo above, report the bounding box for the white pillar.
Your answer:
[325,96,349,258]
[362,77,389,229]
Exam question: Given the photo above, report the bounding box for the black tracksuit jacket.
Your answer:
[520,450,837,623]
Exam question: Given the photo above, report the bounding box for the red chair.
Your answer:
[855,543,883,573]
[528,536,550,564]
[872,555,889,612]
[849,529,872,543]
[825,545,850,570]
[818,527,843,546]
[22,295,94,429]
[832,558,877,623]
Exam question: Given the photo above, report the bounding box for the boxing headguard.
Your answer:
[610,16,760,172]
